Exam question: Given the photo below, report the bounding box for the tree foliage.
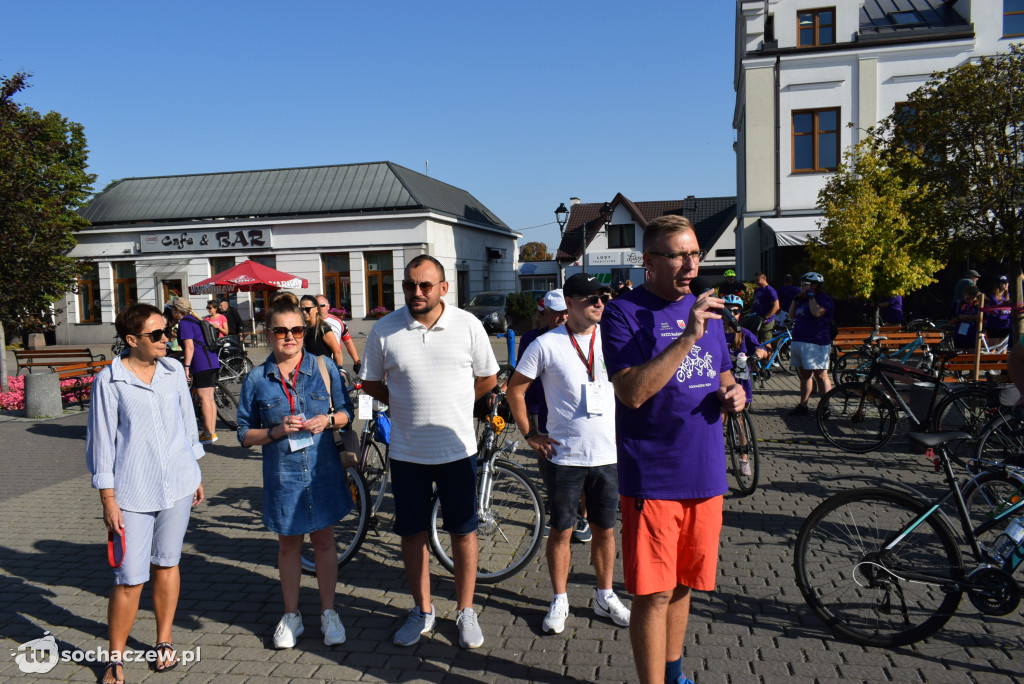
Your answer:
[810,138,944,301]
[0,72,95,390]
[519,241,554,262]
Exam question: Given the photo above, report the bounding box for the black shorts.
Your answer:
[548,462,619,532]
[390,456,478,537]
[191,368,218,388]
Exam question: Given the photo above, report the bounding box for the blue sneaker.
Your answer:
[572,516,592,543]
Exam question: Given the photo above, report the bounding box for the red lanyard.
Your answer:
[277,351,303,414]
[568,328,596,382]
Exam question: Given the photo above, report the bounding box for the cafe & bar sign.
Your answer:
[140,227,273,253]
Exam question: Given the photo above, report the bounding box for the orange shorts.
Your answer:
[620,495,723,596]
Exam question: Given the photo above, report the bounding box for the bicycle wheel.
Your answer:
[974,413,1024,467]
[817,383,898,453]
[213,382,239,430]
[301,466,370,574]
[219,355,253,392]
[361,437,389,516]
[929,385,994,459]
[726,411,759,496]
[794,487,964,647]
[961,469,1024,550]
[429,458,544,583]
[831,351,873,387]
[776,338,794,375]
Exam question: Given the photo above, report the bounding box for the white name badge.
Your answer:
[958,322,971,336]
[584,382,607,416]
[358,394,373,421]
[288,413,314,452]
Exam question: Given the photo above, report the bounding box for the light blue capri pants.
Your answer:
[115,494,193,586]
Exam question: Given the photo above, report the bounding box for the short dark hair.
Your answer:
[114,303,164,345]
[405,254,446,282]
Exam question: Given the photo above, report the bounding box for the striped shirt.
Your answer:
[86,357,203,512]
[360,303,498,465]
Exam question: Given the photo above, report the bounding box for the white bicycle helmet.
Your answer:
[802,272,825,284]
[723,294,744,306]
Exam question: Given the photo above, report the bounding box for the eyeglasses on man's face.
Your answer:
[645,250,707,265]
[402,280,441,294]
[580,293,612,306]
[271,326,306,340]
[318,303,329,308]
[134,328,168,343]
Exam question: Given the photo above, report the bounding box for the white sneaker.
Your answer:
[393,606,435,646]
[542,598,569,634]
[273,612,304,648]
[456,607,484,649]
[321,609,346,645]
[739,458,753,477]
[595,593,631,627]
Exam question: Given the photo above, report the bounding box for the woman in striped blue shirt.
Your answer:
[86,303,205,684]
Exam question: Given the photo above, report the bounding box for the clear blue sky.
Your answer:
[3,0,738,253]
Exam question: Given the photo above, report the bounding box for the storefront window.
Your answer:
[322,253,352,317]
[364,251,394,314]
[78,263,100,323]
[113,262,138,314]
[251,255,276,322]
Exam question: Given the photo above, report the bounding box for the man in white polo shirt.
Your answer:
[360,255,498,649]
[506,273,631,635]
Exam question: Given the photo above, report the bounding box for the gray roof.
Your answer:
[80,161,510,230]
[859,0,971,40]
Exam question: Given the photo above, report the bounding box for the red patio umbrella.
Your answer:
[189,260,309,335]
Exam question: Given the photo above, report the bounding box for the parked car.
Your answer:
[464,291,509,333]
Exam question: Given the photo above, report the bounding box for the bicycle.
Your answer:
[816,352,997,453]
[794,429,1024,647]
[725,408,759,496]
[974,404,1024,467]
[428,389,545,583]
[830,331,936,387]
[751,323,794,388]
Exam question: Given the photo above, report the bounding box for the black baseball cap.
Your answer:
[563,273,611,298]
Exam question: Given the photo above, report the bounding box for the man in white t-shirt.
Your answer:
[315,294,361,374]
[360,255,498,650]
[506,272,631,635]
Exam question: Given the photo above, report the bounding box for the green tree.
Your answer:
[809,138,944,307]
[519,241,554,261]
[0,72,95,391]
[874,43,1024,331]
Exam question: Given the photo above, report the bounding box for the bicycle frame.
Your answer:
[762,328,792,367]
[848,357,968,432]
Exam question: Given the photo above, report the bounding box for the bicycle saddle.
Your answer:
[907,431,972,448]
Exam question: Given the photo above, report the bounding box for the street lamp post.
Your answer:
[554,202,569,287]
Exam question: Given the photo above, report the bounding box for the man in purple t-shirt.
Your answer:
[776,274,801,326]
[601,215,745,684]
[750,272,779,343]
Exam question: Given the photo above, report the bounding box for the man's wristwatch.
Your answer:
[524,429,539,440]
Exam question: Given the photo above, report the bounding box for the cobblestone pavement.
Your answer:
[1,360,1022,683]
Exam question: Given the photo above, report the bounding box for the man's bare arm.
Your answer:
[361,380,388,405]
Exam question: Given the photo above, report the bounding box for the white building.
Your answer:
[734,0,1023,279]
[555,194,738,287]
[59,162,518,344]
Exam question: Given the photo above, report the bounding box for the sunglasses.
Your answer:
[318,303,329,308]
[301,306,317,313]
[402,280,440,294]
[134,328,168,342]
[581,293,612,306]
[271,326,306,339]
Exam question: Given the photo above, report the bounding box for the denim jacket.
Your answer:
[237,352,355,535]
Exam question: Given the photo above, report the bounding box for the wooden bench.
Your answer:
[833,330,944,356]
[53,359,112,408]
[939,352,1010,383]
[14,347,106,375]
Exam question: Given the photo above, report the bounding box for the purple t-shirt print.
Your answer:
[791,293,834,346]
[601,286,731,501]
[752,285,778,318]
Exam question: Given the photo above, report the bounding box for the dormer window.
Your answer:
[889,10,923,26]
[797,8,835,47]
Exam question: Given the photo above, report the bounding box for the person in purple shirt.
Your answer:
[750,272,780,343]
[601,215,745,684]
[723,295,767,478]
[986,276,1011,343]
[169,297,220,443]
[878,295,903,324]
[776,274,801,326]
[788,273,834,416]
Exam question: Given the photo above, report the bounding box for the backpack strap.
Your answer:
[316,355,336,414]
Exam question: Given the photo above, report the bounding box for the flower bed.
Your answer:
[0,375,96,411]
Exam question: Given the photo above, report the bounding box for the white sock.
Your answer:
[597,588,615,605]
[552,592,568,604]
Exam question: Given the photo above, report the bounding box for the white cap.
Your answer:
[542,289,567,312]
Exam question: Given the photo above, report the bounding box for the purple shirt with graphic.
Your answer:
[791,293,834,346]
[601,286,731,501]
[752,285,779,318]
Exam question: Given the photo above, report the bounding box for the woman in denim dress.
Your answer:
[237,296,355,649]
